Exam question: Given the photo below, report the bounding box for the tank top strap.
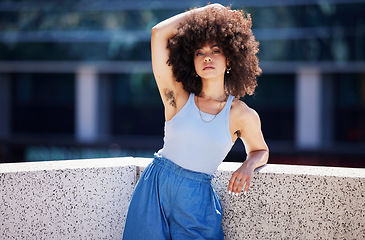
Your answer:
[223,95,234,113]
[188,92,195,104]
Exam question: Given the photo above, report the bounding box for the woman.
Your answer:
[123,3,268,239]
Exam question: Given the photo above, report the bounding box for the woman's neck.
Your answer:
[199,76,226,101]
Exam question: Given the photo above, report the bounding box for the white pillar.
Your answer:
[76,66,99,143]
[296,68,322,149]
[0,74,10,138]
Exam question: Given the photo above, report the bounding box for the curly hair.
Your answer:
[167,5,261,98]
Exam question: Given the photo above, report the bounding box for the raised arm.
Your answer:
[151,4,223,120]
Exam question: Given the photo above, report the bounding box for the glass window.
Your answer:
[1,3,364,62]
[0,8,175,31]
[248,3,365,29]
[11,73,75,134]
[258,36,363,62]
[242,74,295,141]
[0,41,151,61]
[333,73,365,143]
[107,73,164,136]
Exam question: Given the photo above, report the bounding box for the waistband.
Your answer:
[153,153,214,183]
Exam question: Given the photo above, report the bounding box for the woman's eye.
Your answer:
[213,50,220,54]
[196,52,204,56]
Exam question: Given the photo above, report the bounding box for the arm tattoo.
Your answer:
[163,88,177,108]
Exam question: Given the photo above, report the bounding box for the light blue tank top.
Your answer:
[157,93,235,175]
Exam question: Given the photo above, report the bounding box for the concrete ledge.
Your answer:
[214,163,365,239]
[0,157,140,239]
[1,157,364,239]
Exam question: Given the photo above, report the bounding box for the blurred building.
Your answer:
[0,0,364,166]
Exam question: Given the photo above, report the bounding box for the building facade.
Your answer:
[0,0,364,166]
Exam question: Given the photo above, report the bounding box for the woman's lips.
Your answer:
[203,65,215,70]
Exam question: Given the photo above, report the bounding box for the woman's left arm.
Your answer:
[228,104,269,195]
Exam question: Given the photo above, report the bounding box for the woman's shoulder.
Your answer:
[230,98,260,125]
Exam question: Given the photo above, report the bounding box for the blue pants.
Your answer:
[123,154,224,240]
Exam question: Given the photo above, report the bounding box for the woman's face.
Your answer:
[194,42,227,80]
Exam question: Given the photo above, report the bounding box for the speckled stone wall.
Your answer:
[213,163,365,240]
[1,158,364,240]
[0,157,140,240]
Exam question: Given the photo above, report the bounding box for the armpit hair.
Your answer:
[163,88,177,108]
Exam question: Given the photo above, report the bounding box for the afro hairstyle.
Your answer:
[167,5,262,98]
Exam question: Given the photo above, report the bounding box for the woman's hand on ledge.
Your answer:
[227,149,269,196]
[227,161,254,196]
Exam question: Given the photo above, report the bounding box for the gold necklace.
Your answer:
[196,95,227,123]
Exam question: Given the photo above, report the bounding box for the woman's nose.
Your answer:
[204,56,212,62]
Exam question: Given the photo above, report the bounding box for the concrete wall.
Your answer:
[1,157,364,239]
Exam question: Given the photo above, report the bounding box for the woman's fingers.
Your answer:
[236,178,246,193]
[228,173,238,192]
[243,178,251,193]
[228,174,252,195]
[232,177,242,193]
